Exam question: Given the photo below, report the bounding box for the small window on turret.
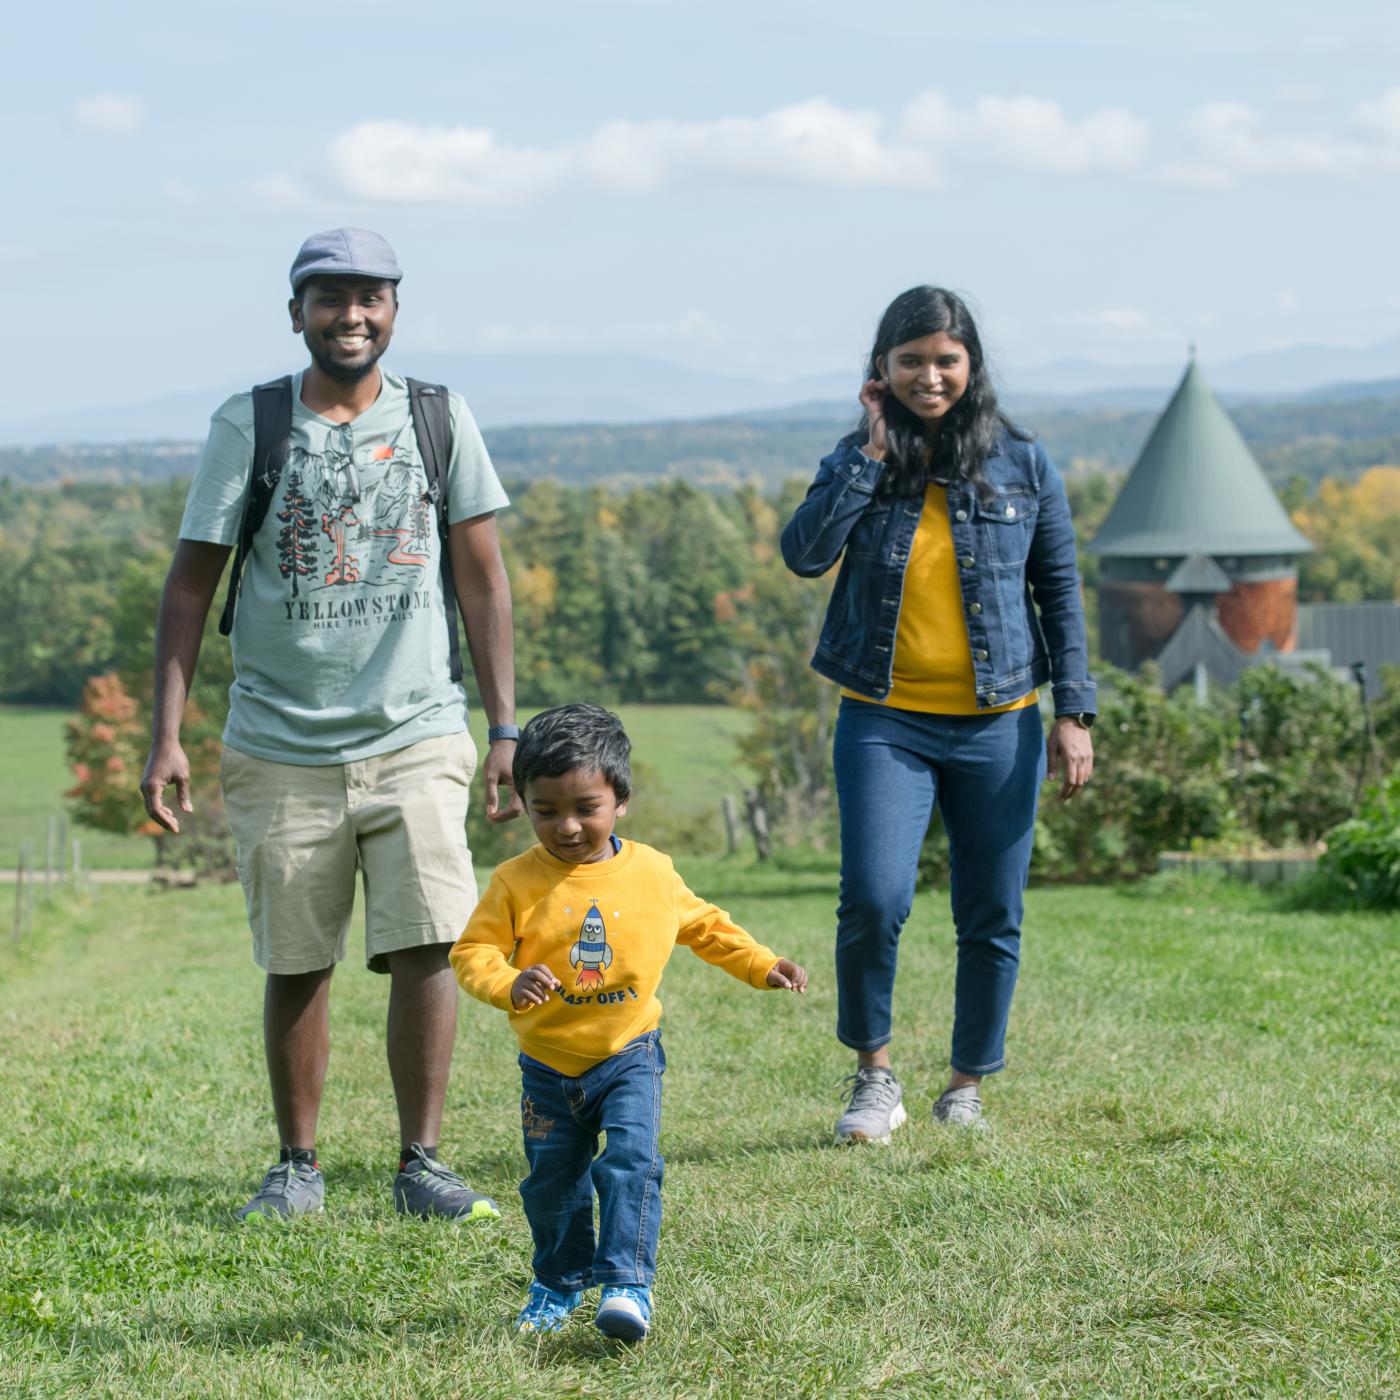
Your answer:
[1154,558,1168,571]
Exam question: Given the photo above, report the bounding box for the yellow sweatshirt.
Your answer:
[450,839,781,1076]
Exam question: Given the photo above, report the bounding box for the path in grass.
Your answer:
[2,863,1396,1396]
[0,703,752,873]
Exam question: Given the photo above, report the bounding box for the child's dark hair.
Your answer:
[513,703,632,801]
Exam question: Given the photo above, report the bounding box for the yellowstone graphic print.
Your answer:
[280,442,434,597]
[569,902,613,991]
[264,436,447,635]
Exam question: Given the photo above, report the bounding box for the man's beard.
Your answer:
[306,336,384,384]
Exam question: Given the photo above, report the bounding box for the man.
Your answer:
[140,228,521,1221]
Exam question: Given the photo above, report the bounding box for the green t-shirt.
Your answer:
[180,370,510,766]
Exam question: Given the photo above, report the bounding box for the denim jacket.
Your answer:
[780,433,1096,716]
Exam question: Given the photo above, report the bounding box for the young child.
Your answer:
[449,703,807,1341]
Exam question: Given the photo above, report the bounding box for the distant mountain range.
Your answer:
[4,336,1400,447]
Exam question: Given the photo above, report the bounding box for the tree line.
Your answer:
[5,468,1400,709]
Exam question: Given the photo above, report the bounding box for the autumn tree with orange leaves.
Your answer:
[65,671,225,866]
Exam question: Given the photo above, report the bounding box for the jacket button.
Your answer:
[976,649,989,661]
[969,602,982,616]
[1005,505,1016,518]
[852,463,863,475]
[986,693,999,704]
[961,555,975,568]
[955,509,968,522]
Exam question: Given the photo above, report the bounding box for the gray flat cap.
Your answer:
[289,228,403,292]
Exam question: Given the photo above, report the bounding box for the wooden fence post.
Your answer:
[743,788,772,862]
[721,796,741,856]
[58,815,69,884]
[45,816,57,892]
[12,848,23,943]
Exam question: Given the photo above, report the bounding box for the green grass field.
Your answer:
[2,864,1396,1396]
[0,704,752,874]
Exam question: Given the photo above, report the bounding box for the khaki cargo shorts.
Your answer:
[220,730,478,975]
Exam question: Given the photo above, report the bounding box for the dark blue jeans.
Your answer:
[833,698,1046,1075]
[517,1031,665,1292]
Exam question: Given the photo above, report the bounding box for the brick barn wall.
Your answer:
[1097,581,1183,670]
[1216,577,1298,654]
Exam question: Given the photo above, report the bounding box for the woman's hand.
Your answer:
[858,378,890,459]
[1046,717,1094,802]
[512,963,562,1009]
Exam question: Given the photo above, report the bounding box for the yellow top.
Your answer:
[449,839,781,1076]
[843,484,1037,715]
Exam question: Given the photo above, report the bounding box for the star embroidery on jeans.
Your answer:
[522,1096,556,1141]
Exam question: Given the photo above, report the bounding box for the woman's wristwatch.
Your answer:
[487,724,521,744]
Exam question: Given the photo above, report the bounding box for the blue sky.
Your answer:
[4,0,1399,421]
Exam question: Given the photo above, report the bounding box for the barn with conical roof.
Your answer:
[1088,358,1313,674]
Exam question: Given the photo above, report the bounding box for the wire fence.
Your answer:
[11,814,88,943]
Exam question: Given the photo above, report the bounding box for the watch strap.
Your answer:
[487,724,521,744]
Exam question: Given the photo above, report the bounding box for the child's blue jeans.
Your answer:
[517,1030,665,1293]
[832,698,1045,1075]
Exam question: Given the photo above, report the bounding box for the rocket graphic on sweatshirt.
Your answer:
[569,902,613,991]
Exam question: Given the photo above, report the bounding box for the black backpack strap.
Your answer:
[219,376,293,637]
[406,378,462,682]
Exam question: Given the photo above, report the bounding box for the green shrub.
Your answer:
[1317,771,1400,909]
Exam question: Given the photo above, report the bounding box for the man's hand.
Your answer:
[483,738,523,823]
[140,741,194,834]
[766,958,808,993]
[512,963,562,1009]
[1046,717,1094,802]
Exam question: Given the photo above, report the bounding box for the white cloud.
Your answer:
[902,93,1147,174]
[584,100,931,189]
[328,121,565,204]
[71,93,144,136]
[320,92,1147,206]
[276,86,1400,209]
[1165,88,1400,186]
[1355,87,1400,148]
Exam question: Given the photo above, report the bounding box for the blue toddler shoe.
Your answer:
[595,1284,652,1341]
[514,1280,583,1334]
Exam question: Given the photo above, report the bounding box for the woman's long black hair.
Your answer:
[859,286,1028,501]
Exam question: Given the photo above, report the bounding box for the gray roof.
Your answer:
[1297,601,1400,698]
[1154,604,1248,691]
[1089,360,1314,559]
[1164,552,1232,594]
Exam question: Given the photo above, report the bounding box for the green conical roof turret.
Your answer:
[1088,359,1313,559]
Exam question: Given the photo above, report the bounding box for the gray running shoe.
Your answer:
[932,1084,987,1130]
[237,1158,324,1221]
[835,1067,907,1145]
[394,1143,500,1221]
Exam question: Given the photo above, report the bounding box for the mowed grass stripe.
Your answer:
[1,864,1396,1396]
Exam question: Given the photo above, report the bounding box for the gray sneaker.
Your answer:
[394,1143,500,1221]
[237,1158,325,1221]
[932,1084,987,1130]
[835,1067,907,1145]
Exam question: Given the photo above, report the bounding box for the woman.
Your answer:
[780,286,1095,1141]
